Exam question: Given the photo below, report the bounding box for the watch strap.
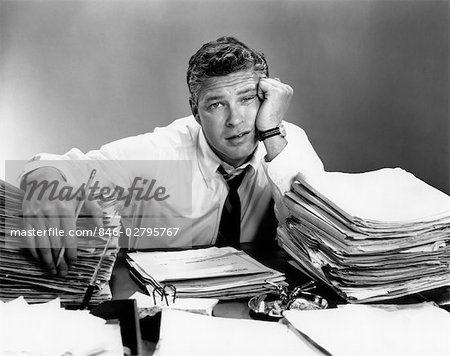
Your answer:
[257,124,285,141]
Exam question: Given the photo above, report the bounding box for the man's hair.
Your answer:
[187,36,269,104]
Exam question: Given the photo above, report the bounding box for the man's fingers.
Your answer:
[257,81,266,100]
[256,76,293,132]
[47,217,68,277]
[23,221,39,261]
[37,247,57,275]
[35,240,55,274]
[32,216,57,275]
[258,78,278,97]
[61,214,77,266]
[259,77,293,98]
[21,168,79,277]
[64,247,77,269]
[47,217,62,252]
[56,252,69,277]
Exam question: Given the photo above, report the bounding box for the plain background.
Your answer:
[0,0,448,194]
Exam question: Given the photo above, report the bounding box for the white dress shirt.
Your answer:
[22,115,324,248]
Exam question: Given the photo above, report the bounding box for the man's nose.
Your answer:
[226,105,244,127]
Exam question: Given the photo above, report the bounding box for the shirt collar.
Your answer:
[196,127,265,185]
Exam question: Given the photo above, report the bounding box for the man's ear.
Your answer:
[189,98,201,124]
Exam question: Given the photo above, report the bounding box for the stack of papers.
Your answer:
[127,246,285,299]
[278,168,450,302]
[0,297,123,355]
[0,179,120,307]
[283,302,450,356]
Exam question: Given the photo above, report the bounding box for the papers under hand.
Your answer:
[127,247,285,299]
[0,179,121,307]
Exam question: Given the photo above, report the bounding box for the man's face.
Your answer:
[192,70,261,167]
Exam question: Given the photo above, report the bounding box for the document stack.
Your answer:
[127,246,285,300]
[278,168,450,303]
[0,179,120,307]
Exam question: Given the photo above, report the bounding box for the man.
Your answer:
[21,36,324,276]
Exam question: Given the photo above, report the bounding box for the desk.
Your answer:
[109,243,450,354]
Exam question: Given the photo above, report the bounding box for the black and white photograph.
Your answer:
[0,0,449,355]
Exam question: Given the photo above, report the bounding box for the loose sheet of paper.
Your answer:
[0,297,123,356]
[284,303,450,356]
[154,308,322,356]
[129,290,218,316]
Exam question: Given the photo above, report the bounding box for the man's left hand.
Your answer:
[256,77,293,131]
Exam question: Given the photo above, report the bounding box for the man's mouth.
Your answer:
[226,131,250,140]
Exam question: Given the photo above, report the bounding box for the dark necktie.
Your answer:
[216,167,247,249]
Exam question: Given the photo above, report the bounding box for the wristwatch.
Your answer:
[257,123,286,141]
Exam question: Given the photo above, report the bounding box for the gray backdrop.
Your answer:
[0,0,448,194]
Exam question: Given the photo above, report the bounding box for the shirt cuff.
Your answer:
[19,149,91,188]
[263,139,304,195]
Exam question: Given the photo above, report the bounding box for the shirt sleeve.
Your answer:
[19,116,196,189]
[262,121,324,223]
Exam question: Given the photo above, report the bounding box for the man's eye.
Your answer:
[242,96,256,103]
[208,102,222,110]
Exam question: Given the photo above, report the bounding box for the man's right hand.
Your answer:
[21,167,102,276]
